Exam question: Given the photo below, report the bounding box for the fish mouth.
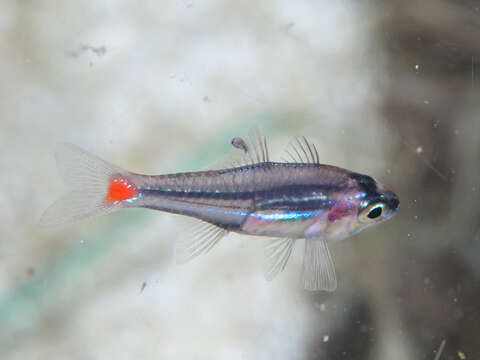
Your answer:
[384,190,400,212]
[374,182,399,212]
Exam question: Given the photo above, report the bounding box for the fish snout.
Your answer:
[384,190,400,212]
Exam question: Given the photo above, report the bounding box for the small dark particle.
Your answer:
[140,281,147,293]
[231,137,249,153]
[67,44,107,58]
[81,44,107,57]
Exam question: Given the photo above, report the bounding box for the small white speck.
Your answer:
[453,297,458,303]
[423,100,430,104]
[323,335,329,342]
[416,146,423,154]
[433,120,440,128]
[407,233,412,237]
[415,64,420,70]
[414,215,419,220]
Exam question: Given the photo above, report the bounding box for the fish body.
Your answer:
[41,133,399,291]
[127,163,397,239]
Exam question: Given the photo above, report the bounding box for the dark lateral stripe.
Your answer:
[140,183,343,210]
[140,188,254,200]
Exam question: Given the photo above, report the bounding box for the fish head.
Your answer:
[317,172,399,241]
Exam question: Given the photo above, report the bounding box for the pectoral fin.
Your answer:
[302,238,337,291]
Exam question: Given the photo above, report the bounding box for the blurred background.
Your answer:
[1,0,479,359]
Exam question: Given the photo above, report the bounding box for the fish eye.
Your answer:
[359,203,385,222]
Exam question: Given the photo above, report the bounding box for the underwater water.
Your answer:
[1,0,479,359]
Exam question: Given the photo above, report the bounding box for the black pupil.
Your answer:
[367,206,382,219]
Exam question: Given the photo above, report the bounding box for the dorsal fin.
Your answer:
[208,130,320,169]
[281,136,320,164]
[229,128,270,166]
[207,128,271,169]
[245,127,270,164]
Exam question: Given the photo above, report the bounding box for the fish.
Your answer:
[40,131,399,291]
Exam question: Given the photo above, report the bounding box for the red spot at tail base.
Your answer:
[105,177,138,203]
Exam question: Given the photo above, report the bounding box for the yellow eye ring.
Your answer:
[359,202,386,222]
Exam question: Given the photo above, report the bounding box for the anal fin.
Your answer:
[175,219,228,264]
[302,238,337,291]
[264,238,296,281]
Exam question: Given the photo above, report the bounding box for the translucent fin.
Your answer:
[281,136,320,164]
[302,238,337,291]
[39,143,127,227]
[264,238,296,280]
[207,128,271,170]
[175,219,229,264]
[245,127,270,164]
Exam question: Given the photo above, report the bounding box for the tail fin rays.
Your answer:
[39,143,127,227]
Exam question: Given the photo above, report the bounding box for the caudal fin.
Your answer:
[39,143,136,227]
